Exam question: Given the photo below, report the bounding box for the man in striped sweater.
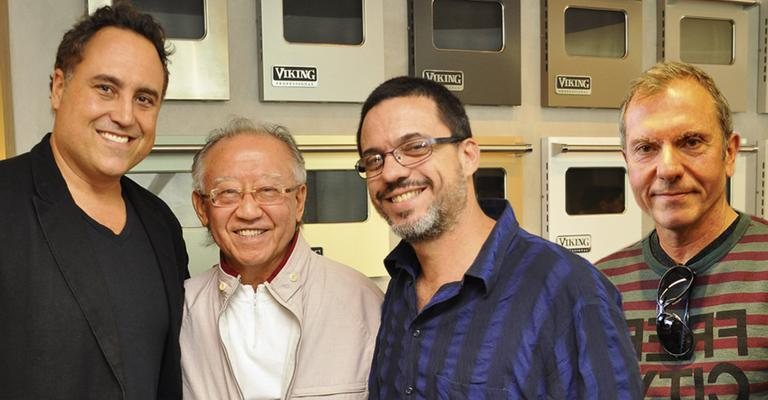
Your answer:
[596,61,768,399]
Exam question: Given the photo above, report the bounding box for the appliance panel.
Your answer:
[542,137,643,262]
[410,0,522,106]
[542,0,643,108]
[258,0,385,102]
[88,0,230,100]
[658,0,759,112]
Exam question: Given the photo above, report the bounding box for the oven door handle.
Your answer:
[553,143,622,154]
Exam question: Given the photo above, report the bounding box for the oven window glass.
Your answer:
[680,17,734,65]
[564,8,626,58]
[565,167,626,215]
[303,170,367,223]
[283,0,363,45]
[127,172,201,227]
[133,0,205,40]
[474,168,506,199]
[433,0,503,51]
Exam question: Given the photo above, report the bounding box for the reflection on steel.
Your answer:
[553,143,623,154]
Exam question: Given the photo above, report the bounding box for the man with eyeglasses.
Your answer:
[356,76,642,399]
[596,62,768,398]
[180,118,383,399]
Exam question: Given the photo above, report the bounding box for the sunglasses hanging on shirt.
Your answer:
[656,264,695,359]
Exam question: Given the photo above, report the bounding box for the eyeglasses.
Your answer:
[200,184,302,208]
[656,265,695,358]
[355,136,464,179]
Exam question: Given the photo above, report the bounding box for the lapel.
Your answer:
[29,136,125,387]
[123,179,183,331]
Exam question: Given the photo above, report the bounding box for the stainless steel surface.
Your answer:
[542,0,643,108]
[658,0,758,112]
[410,0,521,106]
[258,0,385,102]
[88,0,230,100]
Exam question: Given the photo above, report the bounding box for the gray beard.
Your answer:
[386,177,467,243]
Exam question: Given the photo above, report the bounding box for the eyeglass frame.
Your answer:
[655,264,695,359]
[354,135,465,179]
[199,183,303,208]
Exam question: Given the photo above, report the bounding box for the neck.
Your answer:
[656,202,738,264]
[411,200,495,286]
[50,140,126,233]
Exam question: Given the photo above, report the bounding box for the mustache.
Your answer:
[375,178,432,201]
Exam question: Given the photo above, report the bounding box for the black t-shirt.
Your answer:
[82,199,169,400]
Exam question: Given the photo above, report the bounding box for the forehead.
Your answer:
[360,95,447,150]
[624,79,720,140]
[74,27,164,84]
[204,134,296,181]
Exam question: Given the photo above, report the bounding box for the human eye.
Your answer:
[363,154,384,171]
[213,187,242,203]
[135,93,156,108]
[95,83,115,96]
[256,186,282,203]
[681,135,704,150]
[400,139,430,155]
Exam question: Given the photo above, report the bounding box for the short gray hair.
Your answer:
[618,61,733,151]
[191,117,306,193]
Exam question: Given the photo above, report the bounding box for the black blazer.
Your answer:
[0,134,189,399]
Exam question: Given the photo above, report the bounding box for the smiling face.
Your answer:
[192,134,306,274]
[359,95,470,242]
[49,26,165,186]
[623,78,738,235]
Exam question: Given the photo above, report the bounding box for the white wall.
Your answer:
[6,0,768,236]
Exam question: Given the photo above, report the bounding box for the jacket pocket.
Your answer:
[290,381,367,399]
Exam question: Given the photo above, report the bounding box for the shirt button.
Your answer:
[412,329,421,337]
[405,385,414,395]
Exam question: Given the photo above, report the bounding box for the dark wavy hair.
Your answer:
[51,1,173,96]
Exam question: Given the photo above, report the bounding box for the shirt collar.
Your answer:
[384,198,518,294]
[219,231,300,283]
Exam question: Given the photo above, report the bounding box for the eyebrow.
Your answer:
[92,74,161,101]
[361,132,428,156]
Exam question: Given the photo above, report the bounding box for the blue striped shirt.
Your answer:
[368,200,642,399]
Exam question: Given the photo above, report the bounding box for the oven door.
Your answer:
[658,0,759,112]
[88,0,230,100]
[542,0,643,108]
[411,0,521,106]
[258,0,385,102]
[542,137,643,262]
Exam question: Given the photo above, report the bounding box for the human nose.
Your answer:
[110,96,136,127]
[657,145,683,181]
[234,191,265,219]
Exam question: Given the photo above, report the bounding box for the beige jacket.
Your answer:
[180,234,384,399]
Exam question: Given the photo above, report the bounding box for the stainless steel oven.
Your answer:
[410,0,521,106]
[541,0,643,108]
[541,137,643,262]
[88,0,230,100]
[257,0,385,102]
[657,0,759,112]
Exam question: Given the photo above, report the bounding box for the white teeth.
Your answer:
[391,190,420,203]
[236,229,264,237]
[99,131,129,144]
